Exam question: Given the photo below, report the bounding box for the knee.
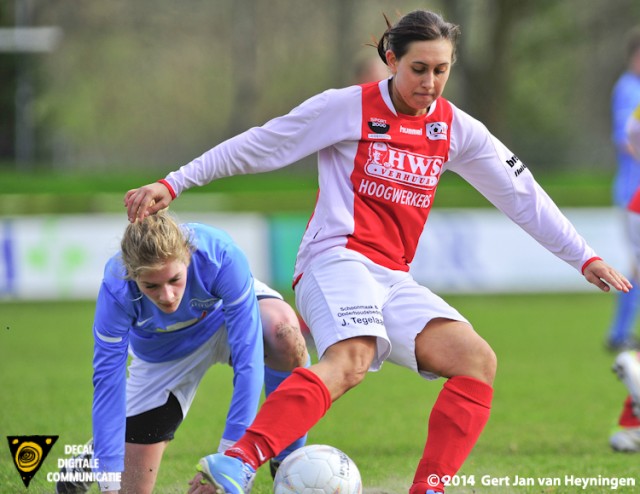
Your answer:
[416,320,497,385]
[261,300,308,371]
[321,337,376,394]
[340,361,369,390]
[474,342,497,384]
[265,320,308,370]
[446,336,497,384]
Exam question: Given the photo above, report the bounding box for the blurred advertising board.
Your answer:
[0,208,629,301]
[0,213,269,301]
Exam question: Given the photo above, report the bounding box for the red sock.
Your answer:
[225,367,332,469]
[410,376,493,494]
[618,395,640,427]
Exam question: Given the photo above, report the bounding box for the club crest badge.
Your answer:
[426,122,448,140]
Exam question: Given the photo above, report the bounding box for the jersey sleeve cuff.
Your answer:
[157,179,176,199]
[581,256,602,274]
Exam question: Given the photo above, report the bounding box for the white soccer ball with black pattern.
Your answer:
[273,444,362,494]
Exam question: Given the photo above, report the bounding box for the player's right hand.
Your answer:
[124,182,173,223]
[583,259,632,293]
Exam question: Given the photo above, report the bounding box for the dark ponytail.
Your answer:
[376,10,460,65]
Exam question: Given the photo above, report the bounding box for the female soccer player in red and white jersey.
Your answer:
[125,10,631,494]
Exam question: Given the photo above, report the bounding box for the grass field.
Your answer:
[0,292,637,493]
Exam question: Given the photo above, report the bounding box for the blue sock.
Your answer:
[264,355,311,462]
[608,281,640,344]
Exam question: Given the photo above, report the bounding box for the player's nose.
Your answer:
[158,285,175,303]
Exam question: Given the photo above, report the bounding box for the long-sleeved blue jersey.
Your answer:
[91,223,264,474]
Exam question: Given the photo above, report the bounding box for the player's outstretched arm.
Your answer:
[124,182,173,223]
[583,259,632,293]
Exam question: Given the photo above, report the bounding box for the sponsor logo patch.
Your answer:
[367,117,391,139]
[400,125,422,135]
[364,142,443,189]
[368,117,390,134]
[506,154,527,177]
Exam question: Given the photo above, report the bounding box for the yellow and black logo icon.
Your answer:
[7,435,58,488]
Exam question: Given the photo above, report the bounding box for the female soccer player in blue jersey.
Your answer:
[124,10,631,494]
[610,110,640,452]
[605,28,640,350]
[57,210,308,494]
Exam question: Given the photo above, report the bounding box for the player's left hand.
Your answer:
[583,259,632,293]
[187,472,217,494]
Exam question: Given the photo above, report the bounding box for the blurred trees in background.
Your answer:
[0,3,18,161]
[1,0,640,175]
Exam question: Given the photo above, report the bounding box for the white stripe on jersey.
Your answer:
[226,282,253,307]
[95,329,123,343]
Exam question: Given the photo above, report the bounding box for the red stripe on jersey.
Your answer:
[629,187,640,213]
[345,82,453,271]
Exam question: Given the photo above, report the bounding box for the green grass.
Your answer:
[1,293,638,493]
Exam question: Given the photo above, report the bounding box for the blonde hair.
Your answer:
[120,210,193,280]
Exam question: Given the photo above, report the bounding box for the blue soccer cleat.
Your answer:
[197,453,256,494]
[409,482,443,494]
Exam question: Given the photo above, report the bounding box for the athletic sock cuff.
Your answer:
[293,367,332,410]
[264,365,292,379]
[446,375,493,408]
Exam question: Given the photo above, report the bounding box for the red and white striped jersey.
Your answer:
[164,79,597,281]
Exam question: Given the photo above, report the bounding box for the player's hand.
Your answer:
[124,182,173,223]
[187,472,217,494]
[583,259,632,293]
[625,141,640,160]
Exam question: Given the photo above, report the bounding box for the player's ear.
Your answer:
[385,50,397,73]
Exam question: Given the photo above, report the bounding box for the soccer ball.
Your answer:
[273,444,362,494]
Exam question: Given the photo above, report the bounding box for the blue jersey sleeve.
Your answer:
[91,276,132,474]
[208,238,265,441]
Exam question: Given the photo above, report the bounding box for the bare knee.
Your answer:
[336,352,370,391]
[260,298,309,371]
[464,340,497,384]
[264,320,308,370]
[314,336,376,400]
[416,319,497,385]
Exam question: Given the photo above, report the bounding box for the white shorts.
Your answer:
[253,278,283,300]
[126,278,281,417]
[295,248,468,380]
[126,325,231,417]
